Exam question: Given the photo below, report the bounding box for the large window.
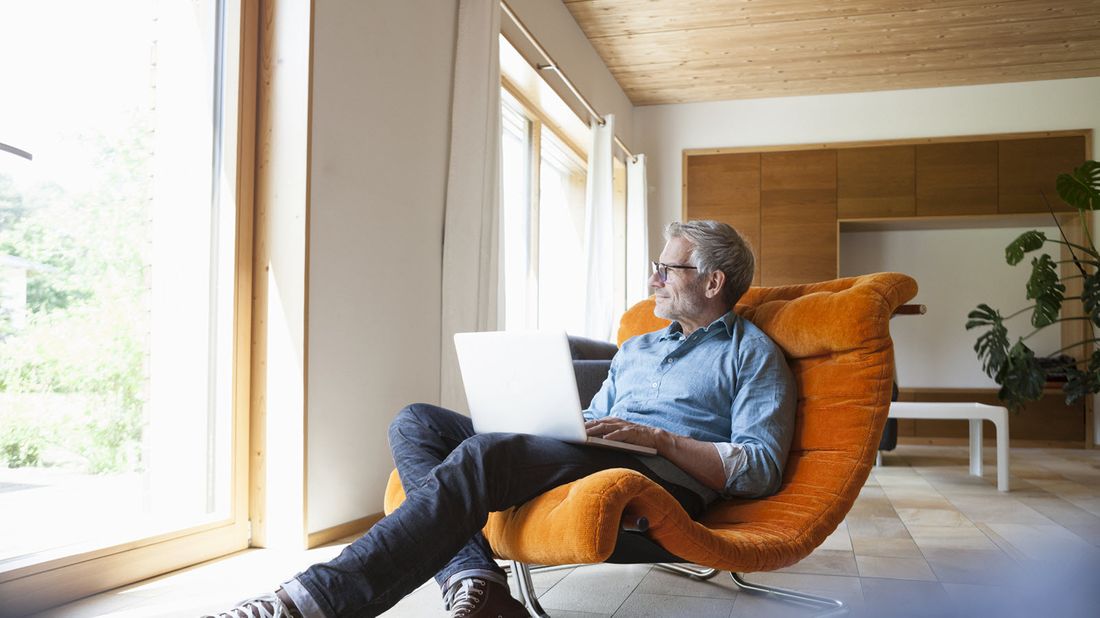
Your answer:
[0,0,252,610]
[499,36,630,338]
[501,88,591,333]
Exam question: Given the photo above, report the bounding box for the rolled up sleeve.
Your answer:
[722,336,797,498]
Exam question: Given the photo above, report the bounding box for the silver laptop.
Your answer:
[453,330,657,456]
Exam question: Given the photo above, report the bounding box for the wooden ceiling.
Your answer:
[563,0,1100,105]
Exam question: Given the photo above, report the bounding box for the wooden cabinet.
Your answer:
[999,136,1086,213]
[916,141,998,216]
[838,146,915,218]
[760,150,837,286]
[685,153,761,284]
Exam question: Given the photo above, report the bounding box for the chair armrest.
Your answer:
[574,360,611,408]
[567,335,618,361]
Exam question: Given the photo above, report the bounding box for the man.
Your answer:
[209,220,795,618]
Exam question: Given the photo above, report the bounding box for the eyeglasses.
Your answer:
[651,261,698,283]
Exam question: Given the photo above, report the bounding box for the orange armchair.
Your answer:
[385,272,917,616]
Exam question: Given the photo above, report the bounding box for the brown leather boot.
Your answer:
[447,577,530,618]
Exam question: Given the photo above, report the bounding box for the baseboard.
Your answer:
[307,512,384,548]
[895,436,1085,449]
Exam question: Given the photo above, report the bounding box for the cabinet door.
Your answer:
[916,142,998,216]
[838,146,915,218]
[760,150,837,286]
[999,136,1086,213]
[685,153,761,284]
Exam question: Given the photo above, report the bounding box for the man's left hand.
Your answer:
[585,418,668,453]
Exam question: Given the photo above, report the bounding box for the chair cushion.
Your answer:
[385,272,918,572]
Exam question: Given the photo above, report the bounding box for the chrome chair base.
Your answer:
[508,563,848,617]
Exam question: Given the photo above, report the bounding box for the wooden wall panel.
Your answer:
[760,150,837,286]
[838,146,916,218]
[999,136,1086,213]
[685,153,762,284]
[916,142,998,216]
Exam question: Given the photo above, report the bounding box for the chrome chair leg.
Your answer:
[654,563,720,580]
[730,572,848,617]
[510,561,550,617]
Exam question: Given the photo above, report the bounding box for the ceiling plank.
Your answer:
[561,0,1100,105]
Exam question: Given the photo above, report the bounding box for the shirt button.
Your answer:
[652,382,658,388]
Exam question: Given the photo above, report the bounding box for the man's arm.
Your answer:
[584,418,727,492]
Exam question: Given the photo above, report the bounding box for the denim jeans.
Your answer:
[289,403,706,617]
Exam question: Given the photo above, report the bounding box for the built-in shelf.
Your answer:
[840,212,1070,232]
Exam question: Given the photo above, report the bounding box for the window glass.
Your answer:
[0,0,237,564]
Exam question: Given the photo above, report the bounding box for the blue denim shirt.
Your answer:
[583,311,796,498]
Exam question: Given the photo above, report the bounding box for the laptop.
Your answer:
[453,330,657,456]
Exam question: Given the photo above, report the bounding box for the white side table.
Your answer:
[886,402,1011,491]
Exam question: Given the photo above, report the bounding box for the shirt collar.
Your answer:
[659,311,736,341]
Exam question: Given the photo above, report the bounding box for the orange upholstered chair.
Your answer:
[384,272,917,616]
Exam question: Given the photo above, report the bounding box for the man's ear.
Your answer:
[705,270,726,299]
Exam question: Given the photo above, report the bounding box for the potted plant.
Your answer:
[967,160,1100,411]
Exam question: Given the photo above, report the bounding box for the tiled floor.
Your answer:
[32,444,1100,618]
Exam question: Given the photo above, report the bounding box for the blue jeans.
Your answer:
[288,403,706,617]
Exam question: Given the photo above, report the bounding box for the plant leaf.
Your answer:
[968,305,1009,379]
[1063,351,1100,404]
[995,341,1045,412]
[1083,271,1100,327]
[1025,254,1065,328]
[1055,160,1100,211]
[965,303,1000,329]
[1005,231,1047,266]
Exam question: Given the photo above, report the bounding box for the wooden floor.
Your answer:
[33,444,1100,617]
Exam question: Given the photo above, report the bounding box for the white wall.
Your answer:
[634,77,1100,443]
[306,0,457,532]
[840,227,1061,388]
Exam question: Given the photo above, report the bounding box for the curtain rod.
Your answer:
[500,1,636,162]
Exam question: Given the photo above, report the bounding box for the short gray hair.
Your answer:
[665,220,755,305]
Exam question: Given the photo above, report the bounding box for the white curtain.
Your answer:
[582,114,615,341]
[440,0,502,412]
[626,153,650,307]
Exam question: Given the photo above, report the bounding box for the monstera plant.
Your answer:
[967,160,1100,411]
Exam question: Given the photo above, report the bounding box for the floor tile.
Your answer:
[535,563,652,615]
[845,516,911,540]
[850,536,923,559]
[855,555,936,581]
[943,494,1055,525]
[633,565,739,599]
[894,507,972,527]
[612,592,734,618]
[905,524,999,551]
[982,523,1100,562]
[773,549,858,577]
[859,578,951,618]
[920,548,1020,585]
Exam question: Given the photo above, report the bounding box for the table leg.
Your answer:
[994,413,1010,491]
[969,418,983,477]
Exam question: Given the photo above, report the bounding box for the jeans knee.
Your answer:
[389,403,432,444]
[454,432,524,468]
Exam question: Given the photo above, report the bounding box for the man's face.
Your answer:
[651,236,707,323]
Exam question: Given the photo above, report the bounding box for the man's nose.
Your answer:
[649,270,664,287]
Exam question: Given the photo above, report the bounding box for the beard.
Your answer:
[653,290,706,323]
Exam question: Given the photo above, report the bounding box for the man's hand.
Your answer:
[586,417,728,493]
[585,417,671,453]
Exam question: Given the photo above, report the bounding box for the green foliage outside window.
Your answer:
[0,119,151,473]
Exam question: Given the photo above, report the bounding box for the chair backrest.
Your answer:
[616,272,918,569]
